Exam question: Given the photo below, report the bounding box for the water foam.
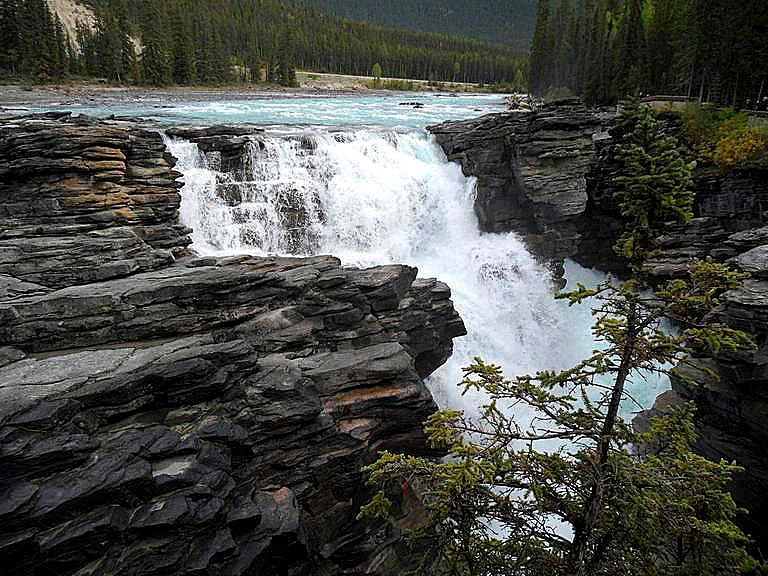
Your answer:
[165,129,669,416]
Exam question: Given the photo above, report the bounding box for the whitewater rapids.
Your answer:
[165,128,668,416]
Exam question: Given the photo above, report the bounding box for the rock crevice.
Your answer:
[0,114,466,575]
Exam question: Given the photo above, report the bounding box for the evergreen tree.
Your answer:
[530,0,767,106]
[76,22,98,77]
[139,1,171,85]
[529,0,553,95]
[615,0,645,96]
[52,13,69,79]
[20,0,58,81]
[613,101,696,264]
[0,0,22,76]
[171,10,196,84]
[359,103,757,575]
[8,0,528,87]
[94,13,129,82]
[372,62,383,86]
[276,27,298,87]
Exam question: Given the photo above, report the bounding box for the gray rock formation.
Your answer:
[429,101,612,262]
[165,125,264,176]
[0,113,192,289]
[0,114,466,575]
[431,102,768,550]
[429,104,768,277]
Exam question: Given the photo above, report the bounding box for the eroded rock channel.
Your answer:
[0,113,466,575]
[429,100,768,549]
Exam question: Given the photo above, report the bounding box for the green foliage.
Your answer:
[362,261,757,575]
[372,62,383,87]
[357,489,393,520]
[275,26,298,87]
[712,119,768,169]
[680,105,739,151]
[360,100,760,575]
[382,79,415,91]
[139,1,172,86]
[2,0,527,86]
[0,0,70,82]
[529,0,768,107]
[304,0,537,50]
[613,101,695,264]
[45,0,525,86]
[681,105,768,169]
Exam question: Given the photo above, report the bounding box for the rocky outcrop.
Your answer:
[429,104,768,276]
[0,112,192,288]
[0,114,466,575]
[165,125,264,175]
[431,102,768,550]
[429,99,614,261]
[580,115,768,276]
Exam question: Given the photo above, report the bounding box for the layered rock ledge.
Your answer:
[428,102,768,277]
[0,113,466,575]
[430,101,768,549]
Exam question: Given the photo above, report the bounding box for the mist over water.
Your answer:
[166,125,669,418]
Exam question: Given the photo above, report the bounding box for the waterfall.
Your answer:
[165,129,669,416]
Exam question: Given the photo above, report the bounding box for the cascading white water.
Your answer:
[165,129,669,417]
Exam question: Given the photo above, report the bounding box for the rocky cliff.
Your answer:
[0,113,466,575]
[429,101,612,263]
[429,102,768,550]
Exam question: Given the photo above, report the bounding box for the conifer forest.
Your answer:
[529,0,768,106]
[0,0,526,87]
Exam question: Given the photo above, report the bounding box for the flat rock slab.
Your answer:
[0,114,466,575]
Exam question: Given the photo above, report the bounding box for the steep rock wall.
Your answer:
[0,113,466,575]
[429,102,768,549]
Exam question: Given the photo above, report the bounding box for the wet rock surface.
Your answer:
[0,114,466,575]
[432,101,768,550]
[165,125,265,176]
[429,100,612,262]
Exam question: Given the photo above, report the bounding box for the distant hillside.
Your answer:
[46,0,95,49]
[1,0,526,86]
[303,0,536,48]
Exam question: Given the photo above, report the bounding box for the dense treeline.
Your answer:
[529,0,768,107]
[0,0,526,86]
[304,0,536,49]
[0,0,70,81]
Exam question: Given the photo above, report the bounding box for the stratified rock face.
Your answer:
[431,102,768,549]
[429,100,612,261]
[429,104,768,276]
[0,113,192,289]
[0,114,466,575]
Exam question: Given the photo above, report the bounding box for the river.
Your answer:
[41,92,669,417]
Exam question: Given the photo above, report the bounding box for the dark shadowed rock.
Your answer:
[165,125,264,175]
[431,101,768,550]
[428,101,613,263]
[0,115,467,575]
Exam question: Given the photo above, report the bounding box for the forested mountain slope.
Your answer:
[0,0,526,86]
[303,0,537,48]
[529,0,768,107]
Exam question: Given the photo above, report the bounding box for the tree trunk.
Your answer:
[569,302,638,575]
